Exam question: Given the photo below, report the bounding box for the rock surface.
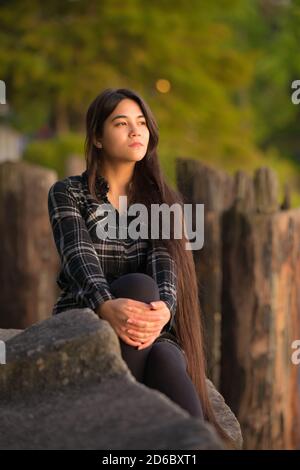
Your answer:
[0,329,22,342]
[0,309,242,450]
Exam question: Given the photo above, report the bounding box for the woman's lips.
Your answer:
[128,142,143,147]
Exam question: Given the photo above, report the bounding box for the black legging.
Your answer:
[110,272,204,419]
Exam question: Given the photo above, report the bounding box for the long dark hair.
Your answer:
[84,87,234,447]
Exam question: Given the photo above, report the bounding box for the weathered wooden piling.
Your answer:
[177,158,300,449]
[176,158,235,386]
[221,167,300,449]
[0,161,59,328]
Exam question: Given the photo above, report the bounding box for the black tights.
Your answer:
[110,272,204,419]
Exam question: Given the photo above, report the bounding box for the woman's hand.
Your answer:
[127,301,171,351]
[96,298,165,348]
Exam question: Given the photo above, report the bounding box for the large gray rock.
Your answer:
[0,329,22,342]
[0,310,128,398]
[0,309,240,449]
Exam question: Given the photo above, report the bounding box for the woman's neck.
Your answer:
[100,162,135,212]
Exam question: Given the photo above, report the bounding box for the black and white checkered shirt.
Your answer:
[48,170,177,332]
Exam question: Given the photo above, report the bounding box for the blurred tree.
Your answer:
[223,0,300,163]
[1,0,300,203]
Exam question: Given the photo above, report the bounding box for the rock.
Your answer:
[0,309,128,398]
[0,329,22,342]
[206,378,243,449]
[0,309,225,450]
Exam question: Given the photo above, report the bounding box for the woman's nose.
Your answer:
[129,124,141,135]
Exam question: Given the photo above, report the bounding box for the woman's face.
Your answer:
[98,98,150,163]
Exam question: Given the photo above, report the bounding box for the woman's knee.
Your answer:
[119,336,153,382]
[110,272,160,303]
[146,341,187,371]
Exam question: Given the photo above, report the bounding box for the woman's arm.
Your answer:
[146,240,177,333]
[48,180,115,313]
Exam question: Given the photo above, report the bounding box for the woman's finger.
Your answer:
[126,327,161,339]
[120,318,162,334]
[127,317,164,328]
[137,335,159,350]
[119,332,142,347]
[127,309,162,322]
[126,330,150,341]
[127,328,161,342]
[128,299,153,309]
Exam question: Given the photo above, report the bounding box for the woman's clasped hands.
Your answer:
[97,298,171,350]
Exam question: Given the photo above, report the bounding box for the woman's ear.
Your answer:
[93,138,102,148]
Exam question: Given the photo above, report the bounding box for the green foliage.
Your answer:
[1,0,300,205]
[23,133,85,178]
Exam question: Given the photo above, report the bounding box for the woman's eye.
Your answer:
[115,121,147,127]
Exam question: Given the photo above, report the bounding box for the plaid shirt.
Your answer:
[47,170,177,333]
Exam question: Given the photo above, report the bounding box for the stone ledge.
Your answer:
[0,375,222,450]
[0,308,242,449]
[0,310,127,399]
[0,329,22,342]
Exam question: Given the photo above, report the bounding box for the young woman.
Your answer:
[48,87,232,446]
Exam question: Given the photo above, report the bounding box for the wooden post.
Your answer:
[176,158,235,386]
[0,161,59,328]
[221,167,300,449]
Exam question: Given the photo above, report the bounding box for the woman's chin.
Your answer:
[123,153,147,163]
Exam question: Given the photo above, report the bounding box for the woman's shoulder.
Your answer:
[49,172,86,198]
